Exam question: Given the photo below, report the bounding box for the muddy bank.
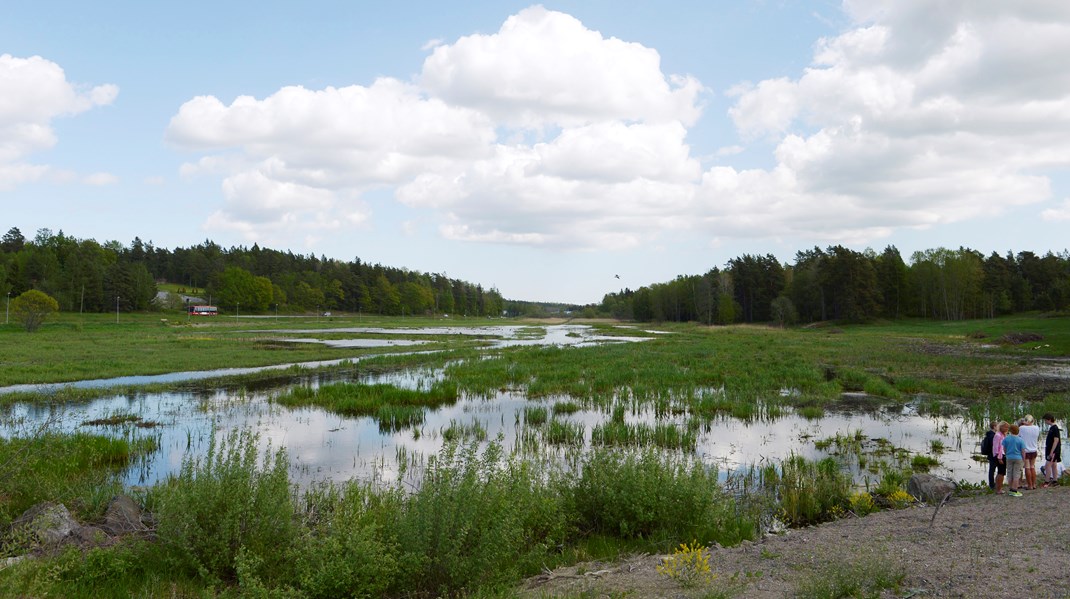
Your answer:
[522,485,1070,598]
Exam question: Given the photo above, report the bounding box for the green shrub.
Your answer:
[289,485,399,599]
[570,450,754,547]
[152,429,296,585]
[389,440,568,596]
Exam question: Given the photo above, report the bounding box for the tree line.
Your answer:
[0,227,504,317]
[599,245,1070,324]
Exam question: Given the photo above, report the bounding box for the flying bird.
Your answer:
[614,274,620,279]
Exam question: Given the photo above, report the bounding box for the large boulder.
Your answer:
[102,495,148,536]
[908,473,956,504]
[10,502,79,546]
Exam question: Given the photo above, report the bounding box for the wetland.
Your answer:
[1,312,1068,597]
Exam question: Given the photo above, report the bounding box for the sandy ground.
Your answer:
[521,485,1070,598]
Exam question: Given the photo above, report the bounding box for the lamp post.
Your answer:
[5,291,9,325]
[274,303,278,322]
[236,302,240,321]
[115,295,120,324]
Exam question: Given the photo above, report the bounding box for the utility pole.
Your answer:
[116,295,120,324]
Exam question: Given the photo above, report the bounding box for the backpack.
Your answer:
[981,430,994,457]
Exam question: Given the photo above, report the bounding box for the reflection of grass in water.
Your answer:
[376,405,425,433]
[82,411,142,426]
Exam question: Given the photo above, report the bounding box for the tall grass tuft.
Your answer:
[765,455,851,527]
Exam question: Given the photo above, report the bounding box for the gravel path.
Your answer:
[522,486,1070,598]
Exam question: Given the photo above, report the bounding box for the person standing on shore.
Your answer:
[1003,424,1026,497]
[1043,413,1061,487]
[994,421,1009,494]
[983,421,998,490]
[1019,415,1041,490]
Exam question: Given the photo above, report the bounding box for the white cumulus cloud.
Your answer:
[420,6,703,128]
[169,6,704,249]
[170,3,1070,252]
[0,54,117,189]
[712,1,1070,241]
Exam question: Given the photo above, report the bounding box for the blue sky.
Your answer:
[2,1,1068,304]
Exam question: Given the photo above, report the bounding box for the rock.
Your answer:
[907,473,956,504]
[10,502,79,546]
[70,526,112,548]
[102,495,147,535]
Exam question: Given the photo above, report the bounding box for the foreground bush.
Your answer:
[387,441,569,595]
[571,449,756,548]
[152,430,297,585]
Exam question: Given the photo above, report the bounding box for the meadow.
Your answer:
[0,312,1068,597]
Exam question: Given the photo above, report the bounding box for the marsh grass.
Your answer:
[545,420,584,446]
[524,406,548,426]
[591,421,696,451]
[765,455,851,527]
[0,432,157,532]
[274,380,458,416]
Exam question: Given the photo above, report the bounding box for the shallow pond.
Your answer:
[1,368,991,491]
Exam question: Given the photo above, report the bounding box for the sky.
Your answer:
[2,1,1069,304]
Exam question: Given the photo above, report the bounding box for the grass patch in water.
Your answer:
[591,421,696,451]
[274,381,458,416]
[524,406,548,426]
[544,420,584,446]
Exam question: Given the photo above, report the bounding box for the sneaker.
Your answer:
[1009,491,1023,497]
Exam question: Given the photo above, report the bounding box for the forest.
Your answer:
[600,245,1070,324]
[0,227,504,317]
[4,226,1068,324]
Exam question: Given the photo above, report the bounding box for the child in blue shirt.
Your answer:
[1002,424,1026,497]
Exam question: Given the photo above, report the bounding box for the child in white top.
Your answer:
[1019,414,1041,490]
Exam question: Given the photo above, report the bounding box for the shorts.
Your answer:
[1007,459,1024,482]
[993,457,1007,475]
[1025,451,1038,460]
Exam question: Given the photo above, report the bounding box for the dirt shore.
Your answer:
[522,485,1070,598]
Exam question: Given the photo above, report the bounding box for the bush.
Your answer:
[10,289,59,332]
[570,449,755,547]
[288,485,399,599]
[388,440,568,596]
[152,429,296,585]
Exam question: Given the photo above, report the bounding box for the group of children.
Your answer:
[982,414,1062,496]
